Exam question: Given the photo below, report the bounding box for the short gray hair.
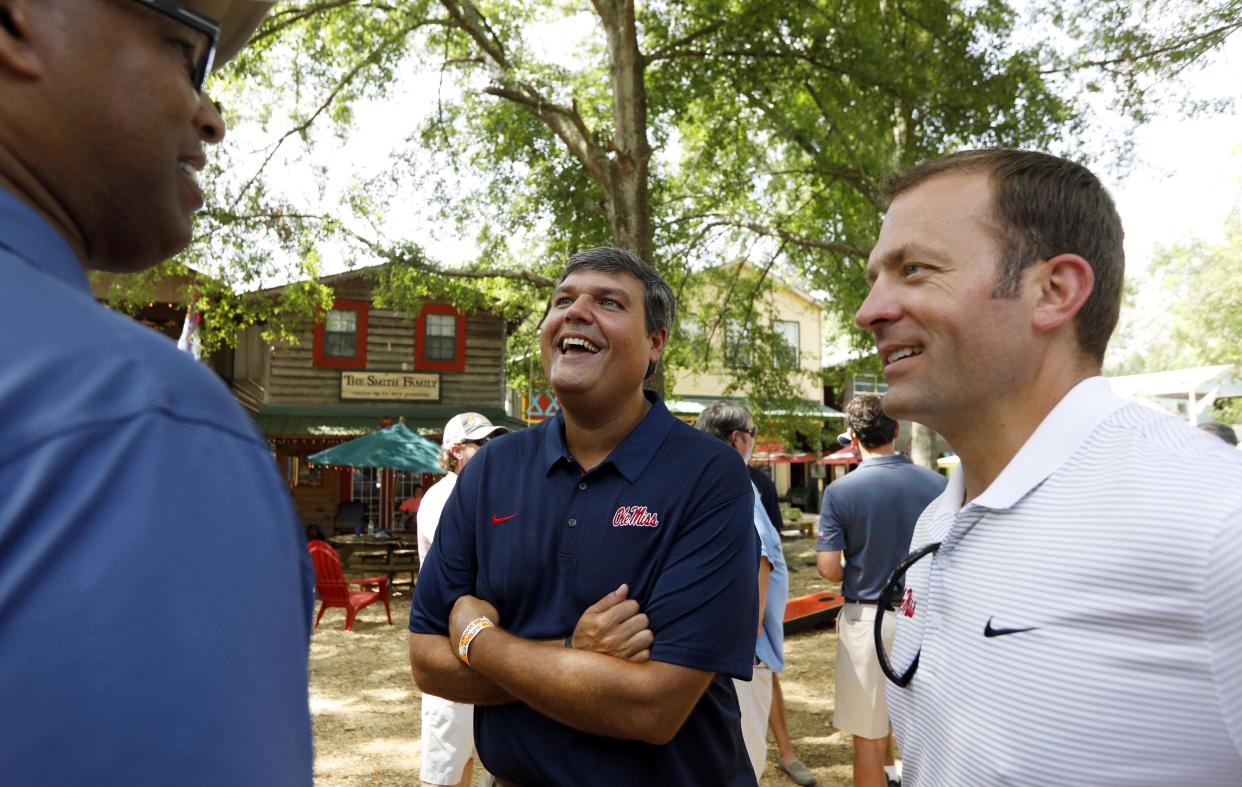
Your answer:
[560,247,675,335]
[695,400,752,443]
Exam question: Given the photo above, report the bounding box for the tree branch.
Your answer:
[735,220,869,258]
[644,21,724,64]
[345,228,558,288]
[229,18,433,211]
[1042,20,1242,74]
[689,216,870,259]
[439,0,511,70]
[437,0,611,188]
[483,85,611,186]
[254,1,407,43]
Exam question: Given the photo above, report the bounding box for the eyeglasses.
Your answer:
[737,425,758,438]
[128,0,221,92]
[874,540,941,687]
[464,437,491,447]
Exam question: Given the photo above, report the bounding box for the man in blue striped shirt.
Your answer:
[817,394,944,787]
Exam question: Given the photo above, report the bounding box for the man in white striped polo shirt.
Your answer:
[856,148,1242,786]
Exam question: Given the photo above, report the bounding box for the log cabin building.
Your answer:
[240,268,522,532]
[95,266,521,533]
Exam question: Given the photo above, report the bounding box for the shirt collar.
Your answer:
[0,186,89,295]
[859,454,908,468]
[968,376,1128,511]
[539,390,676,483]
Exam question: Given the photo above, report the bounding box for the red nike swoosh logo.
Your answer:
[491,513,517,524]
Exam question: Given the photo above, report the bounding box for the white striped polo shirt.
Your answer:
[887,376,1242,786]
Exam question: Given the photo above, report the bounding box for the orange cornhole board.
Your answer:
[783,591,844,635]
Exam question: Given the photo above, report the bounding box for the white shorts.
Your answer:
[420,692,475,784]
[733,663,774,780]
[834,602,894,740]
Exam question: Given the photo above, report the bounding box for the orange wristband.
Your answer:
[456,616,495,666]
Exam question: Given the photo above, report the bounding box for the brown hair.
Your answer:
[844,395,897,449]
[881,149,1124,365]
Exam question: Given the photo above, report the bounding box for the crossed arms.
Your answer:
[407,584,714,745]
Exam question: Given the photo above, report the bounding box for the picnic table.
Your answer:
[328,535,419,589]
[778,512,819,540]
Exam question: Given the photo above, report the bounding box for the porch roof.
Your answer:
[254,404,527,438]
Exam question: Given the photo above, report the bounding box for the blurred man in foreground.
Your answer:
[0,1,315,782]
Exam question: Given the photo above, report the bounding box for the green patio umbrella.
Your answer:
[308,422,443,475]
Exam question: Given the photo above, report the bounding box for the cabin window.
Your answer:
[415,304,466,373]
[313,299,368,369]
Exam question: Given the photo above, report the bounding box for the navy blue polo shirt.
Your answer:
[410,393,759,786]
[817,454,946,600]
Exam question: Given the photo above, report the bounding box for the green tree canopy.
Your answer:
[1110,205,1242,373]
[128,0,1239,419]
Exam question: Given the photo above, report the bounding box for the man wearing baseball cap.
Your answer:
[0,2,313,783]
[415,413,508,786]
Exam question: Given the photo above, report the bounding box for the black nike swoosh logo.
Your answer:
[984,617,1038,638]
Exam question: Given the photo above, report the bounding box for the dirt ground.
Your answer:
[310,536,859,786]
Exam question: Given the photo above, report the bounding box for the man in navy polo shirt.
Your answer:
[409,247,760,786]
[817,395,944,787]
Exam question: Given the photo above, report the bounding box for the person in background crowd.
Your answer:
[399,486,427,529]
[415,413,508,787]
[858,148,1242,784]
[1197,420,1238,446]
[0,1,315,783]
[408,247,760,786]
[749,464,818,787]
[817,395,945,787]
[697,401,797,783]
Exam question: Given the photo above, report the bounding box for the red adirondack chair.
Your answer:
[308,541,392,631]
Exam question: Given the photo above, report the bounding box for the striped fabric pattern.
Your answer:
[887,378,1242,786]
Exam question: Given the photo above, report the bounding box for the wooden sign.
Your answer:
[340,371,440,401]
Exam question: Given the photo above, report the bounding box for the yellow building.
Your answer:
[672,272,824,405]
[667,264,840,504]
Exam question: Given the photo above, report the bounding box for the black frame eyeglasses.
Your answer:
[129,0,221,92]
[737,425,758,438]
[874,541,941,687]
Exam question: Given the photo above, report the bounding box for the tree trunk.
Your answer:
[597,0,654,265]
[910,421,938,470]
[596,0,660,391]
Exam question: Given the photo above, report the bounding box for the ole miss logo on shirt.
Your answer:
[900,588,917,618]
[612,506,660,528]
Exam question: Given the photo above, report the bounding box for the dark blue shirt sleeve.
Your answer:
[817,485,847,552]
[644,454,759,680]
